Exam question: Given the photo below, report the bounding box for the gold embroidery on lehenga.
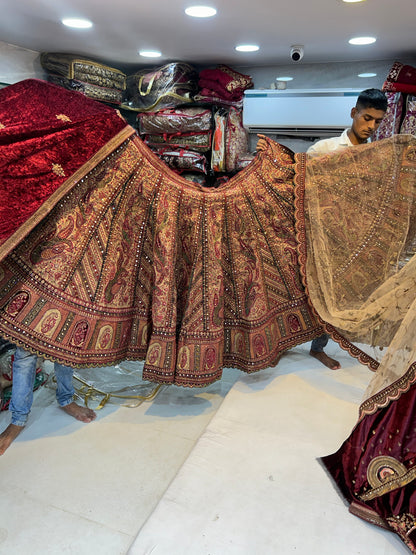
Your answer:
[0,122,5,129]
[56,113,72,123]
[52,163,66,177]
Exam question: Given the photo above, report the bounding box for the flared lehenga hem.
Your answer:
[0,84,334,387]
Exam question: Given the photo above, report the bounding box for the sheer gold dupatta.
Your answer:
[295,135,416,415]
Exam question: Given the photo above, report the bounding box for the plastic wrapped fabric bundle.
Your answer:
[154,148,208,173]
[400,95,416,135]
[143,131,211,152]
[47,74,124,105]
[211,110,227,172]
[373,92,404,141]
[123,62,198,112]
[225,107,249,172]
[193,92,243,110]
[137,107,212,135]
[40,52,126,91]
[235,153,256,171]
[70,362,163,409]
[181,172,207,186]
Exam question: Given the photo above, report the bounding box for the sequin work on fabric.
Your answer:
[0,133,325,386]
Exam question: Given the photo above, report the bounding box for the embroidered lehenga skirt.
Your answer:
[0,79,329,387]
[1,79,416,552]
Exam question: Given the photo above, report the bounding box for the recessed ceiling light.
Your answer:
[139,50,162,58]
[343,0,366,3]
[349,36,376,45]
[185,6,217,17]
[276,76,293,81]
[358,72,377,77]
[61,18,93,29]
[235,44,259,52]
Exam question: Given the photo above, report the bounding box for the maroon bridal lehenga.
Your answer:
[0,79,415,551]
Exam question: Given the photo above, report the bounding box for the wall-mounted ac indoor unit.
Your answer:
[243,89,361,137]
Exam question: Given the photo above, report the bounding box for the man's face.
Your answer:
[350,106,386,143]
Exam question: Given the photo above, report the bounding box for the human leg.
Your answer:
[9,347,38,425]
[311,334,329,352]
[310,334,341,370]
[0,347,37,454]
[54,362,75,408]
[54,362,96,422]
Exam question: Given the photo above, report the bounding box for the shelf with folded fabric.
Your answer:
[120,62,256,187]
[39,52,127,108]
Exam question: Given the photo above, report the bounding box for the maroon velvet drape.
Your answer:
[321,366,416,552]
[0,79,127,252]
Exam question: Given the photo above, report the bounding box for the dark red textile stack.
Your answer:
[198,64,253,102]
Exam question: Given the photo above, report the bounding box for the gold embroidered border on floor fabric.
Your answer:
[359,455,416,501]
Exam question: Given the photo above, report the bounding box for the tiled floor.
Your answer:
[0,342,410,554]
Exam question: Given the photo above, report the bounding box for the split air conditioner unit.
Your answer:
[243,88,361,137]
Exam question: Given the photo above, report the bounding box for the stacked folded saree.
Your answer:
[1,79,416,552]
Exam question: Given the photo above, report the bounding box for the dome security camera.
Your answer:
[290,45,304,62]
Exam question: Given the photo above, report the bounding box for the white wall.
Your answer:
[234,58,416,152]
[0,41,44,84]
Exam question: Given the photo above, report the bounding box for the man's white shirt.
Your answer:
[306,129,354,156]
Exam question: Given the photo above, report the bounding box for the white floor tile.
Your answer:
[0,481,131,554]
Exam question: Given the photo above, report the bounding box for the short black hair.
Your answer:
[356,88,388,112]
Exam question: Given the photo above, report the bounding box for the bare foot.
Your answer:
[0,423,24,455]
[60,401,96,423]
[310,350,341,370]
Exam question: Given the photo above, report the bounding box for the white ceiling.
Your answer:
[0,0,415,69]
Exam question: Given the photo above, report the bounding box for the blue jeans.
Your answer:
[311,333,329,353]
[10,347,75,426]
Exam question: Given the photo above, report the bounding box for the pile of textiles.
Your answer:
[1,79,416,552]
[374,91,404,140]
[136,104,250,181]
[196,64,253,108]
[211,106,249,173]
[374,61,416,140]
[383,61,416,94]
[122,63,198,112]
[40,52,126,105]
[137,106,213,181]
[400,94,416,135]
